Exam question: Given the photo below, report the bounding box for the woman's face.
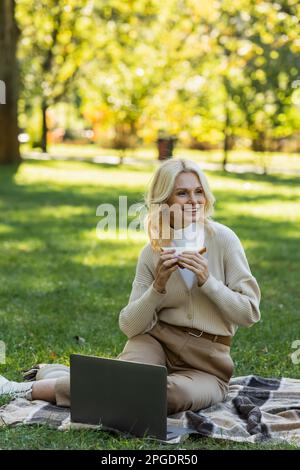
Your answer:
[166,171,206,229]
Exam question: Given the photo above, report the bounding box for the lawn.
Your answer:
[22,143,300,173]
[0,158,299,450]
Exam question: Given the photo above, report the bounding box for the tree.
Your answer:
[81,0,179,154]
[241,1,300,151]
[16,0,300,159]
[0,0,21,165]
[195,0,300,170]
[17,0,93,152]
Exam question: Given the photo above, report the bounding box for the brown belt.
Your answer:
[181,326,232,347]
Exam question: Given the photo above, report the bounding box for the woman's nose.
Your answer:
[187,193,198,205]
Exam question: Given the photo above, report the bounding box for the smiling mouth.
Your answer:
[184,208,200,212]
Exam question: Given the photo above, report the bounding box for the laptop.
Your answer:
[70,353,186,441]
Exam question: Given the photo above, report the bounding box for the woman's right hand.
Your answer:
[153,249,178,293]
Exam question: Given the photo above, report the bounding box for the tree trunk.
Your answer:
[252,132,266,152]
[252,132,268,174]
[41,99,48,153]
[222,101,231,171]
[0,0,21,164]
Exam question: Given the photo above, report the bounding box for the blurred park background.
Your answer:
[0,0,300,450]
[0,0,300,171]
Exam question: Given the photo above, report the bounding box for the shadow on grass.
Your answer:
[207,169,300,187]
[0,162,21,184]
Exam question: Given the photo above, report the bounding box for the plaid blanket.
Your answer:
[1,375,300,446]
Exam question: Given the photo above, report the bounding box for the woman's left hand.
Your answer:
[178,251,209,287]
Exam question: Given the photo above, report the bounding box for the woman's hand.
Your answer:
[177,251,209,287]
[153,249,178,293]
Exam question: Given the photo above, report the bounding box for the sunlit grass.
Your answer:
[0,159,299,449]
[16,159,154,187]
[21,143,300,172]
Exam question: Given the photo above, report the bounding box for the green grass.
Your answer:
[0,159,300,449]
[22,143,300,173]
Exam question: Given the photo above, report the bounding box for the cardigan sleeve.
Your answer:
[199,232,261,327]
[118,245,166,338]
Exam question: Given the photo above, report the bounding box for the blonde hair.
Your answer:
[144,158,216,252]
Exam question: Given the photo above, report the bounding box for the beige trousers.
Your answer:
[55,320,234,415]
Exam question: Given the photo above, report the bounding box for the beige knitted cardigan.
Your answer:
[119,220,261,339]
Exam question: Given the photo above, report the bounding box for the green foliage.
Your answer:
[15,0,300,149]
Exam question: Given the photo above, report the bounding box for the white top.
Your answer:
[172,222,204,289]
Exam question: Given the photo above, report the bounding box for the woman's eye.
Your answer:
[176,190,203,196]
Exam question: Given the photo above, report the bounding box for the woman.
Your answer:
[0,158,261,415]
